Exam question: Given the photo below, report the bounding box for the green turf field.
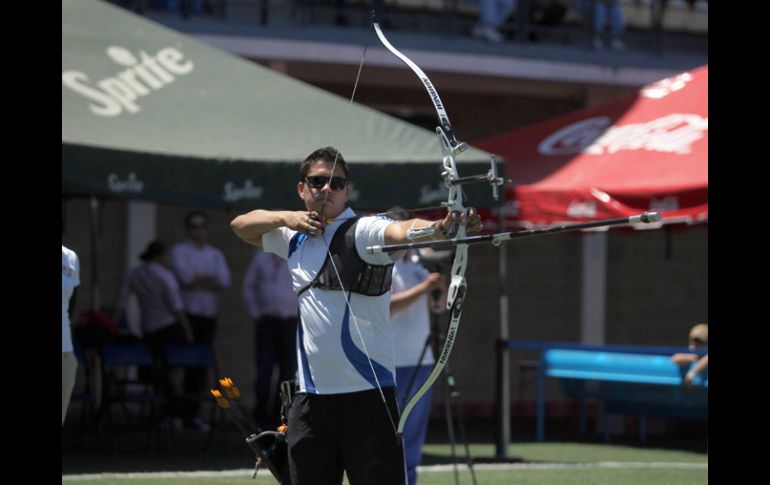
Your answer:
[63,410,707,484]
[62,468,707,485]
[62,441,707,485]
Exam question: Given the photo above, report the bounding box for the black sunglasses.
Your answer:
[304,175,347,191]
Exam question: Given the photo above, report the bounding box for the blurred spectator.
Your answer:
[335,0,351,26]
[528,0,569,42]
[170,210,231,431]
[593,0,626,51]
[671,323,708,389]
[114,240,194,431]
[62,245,81,426]
[112,0,147,14]
[650,0,702,32]
[242,248,299,430]
[164,0,204,18]
[180,0,204,19]
[472,0,516,43]
[651,0,701,13]
[335,0,389,27]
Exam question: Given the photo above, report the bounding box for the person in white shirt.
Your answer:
[242,248,299,430]
[390,250,445,485]
[230,146,482,485]
[170,211,231,431]
[171,211,231,336]
[471,0,516,43]
[62,245,81,425]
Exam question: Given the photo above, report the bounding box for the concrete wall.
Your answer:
[62,197,128,314]
[497,225,708,415]
[605,224,708,345]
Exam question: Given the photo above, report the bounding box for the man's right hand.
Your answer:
[283,211,325,237]
[424,273,444,291]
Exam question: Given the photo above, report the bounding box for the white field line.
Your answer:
[422,461,708,471]
[62,462,707,480]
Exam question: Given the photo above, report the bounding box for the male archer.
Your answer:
[230,146,482,485]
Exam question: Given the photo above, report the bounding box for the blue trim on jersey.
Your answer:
[288,233,308,258]
[340,291,395,388]
[297,316,316,393]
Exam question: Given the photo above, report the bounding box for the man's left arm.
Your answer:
[684,354,708,389]
[390,273,443,314]
[384,209,482,245]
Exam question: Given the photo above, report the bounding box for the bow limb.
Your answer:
[373,21,471,438]
[373,23,468,154]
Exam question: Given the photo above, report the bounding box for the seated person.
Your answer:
[671,323,708,389]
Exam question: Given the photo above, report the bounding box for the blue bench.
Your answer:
[536,348,707,442]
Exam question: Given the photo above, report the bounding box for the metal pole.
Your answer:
[88,196,100,311]
[496,208,511,457]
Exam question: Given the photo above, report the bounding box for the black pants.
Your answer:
[183,314,216,423]
[287,388,406,485]
[254,316,298,430]
[144,322,188,419]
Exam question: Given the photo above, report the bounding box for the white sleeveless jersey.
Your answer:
[262,208,398,394]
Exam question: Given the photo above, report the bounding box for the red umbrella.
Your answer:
[475,65,708,228]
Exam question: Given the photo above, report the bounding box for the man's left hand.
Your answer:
[438,208,483,237]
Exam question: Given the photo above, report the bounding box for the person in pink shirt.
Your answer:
[243,248,299,430]
[114,240,193,431]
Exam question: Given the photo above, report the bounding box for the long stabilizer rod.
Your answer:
[368,211,662,254]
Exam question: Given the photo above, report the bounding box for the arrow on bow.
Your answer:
[368,211,664,253]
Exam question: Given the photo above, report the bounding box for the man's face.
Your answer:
[186,213,208,242]
[188,226,207,242]
[297,161,349,219]
[688,337,706,352]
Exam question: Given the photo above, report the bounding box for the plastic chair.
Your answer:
[67,343,100,447]
[164,343,221,448]
[99,342,162,448]
[69,344,90,411]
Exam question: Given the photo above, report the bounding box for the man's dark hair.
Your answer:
[300,147,349,181]
[184,210,208,229]
[140,240,167,262]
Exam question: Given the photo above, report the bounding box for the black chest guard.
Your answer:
[299,217,393,297]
